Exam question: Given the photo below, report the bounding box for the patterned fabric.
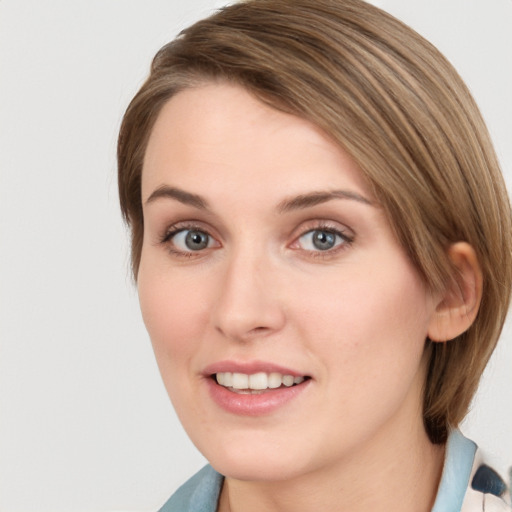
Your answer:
[158,430,510,512]
[462,452,511,511]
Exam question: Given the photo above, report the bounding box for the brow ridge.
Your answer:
[277,190,373,213]
[145,185,209,210]
[145,186,372,213]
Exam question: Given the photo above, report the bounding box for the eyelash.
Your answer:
[158,221,354,259]
[159,222,216,258]
[294,223,354,258]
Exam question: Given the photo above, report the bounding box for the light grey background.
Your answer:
[1,1,511,511]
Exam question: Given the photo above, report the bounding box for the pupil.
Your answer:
[186,231,208,250]
[313,231,335,250]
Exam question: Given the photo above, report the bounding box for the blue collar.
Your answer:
[431,429,477,512]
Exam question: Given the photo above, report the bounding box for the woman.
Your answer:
[117,0,511,510]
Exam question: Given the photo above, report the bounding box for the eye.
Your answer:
[168,229,216,252]
[297,228,350,252]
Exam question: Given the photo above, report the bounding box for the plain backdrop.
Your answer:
[1,1,511,511]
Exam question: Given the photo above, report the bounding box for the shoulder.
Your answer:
[158,465,224,512]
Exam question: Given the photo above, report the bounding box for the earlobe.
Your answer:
[428,242,483,342]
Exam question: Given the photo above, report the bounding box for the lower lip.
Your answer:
[205,378,310,416]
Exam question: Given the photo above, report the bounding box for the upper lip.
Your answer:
[203,360,308,378]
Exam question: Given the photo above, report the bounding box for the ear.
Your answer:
[428,242,483,342]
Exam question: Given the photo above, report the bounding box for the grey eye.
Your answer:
[173,229,212,251]
[298,230,342,251]
[312,231,336,250]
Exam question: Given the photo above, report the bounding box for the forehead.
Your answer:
[141,82,372,206]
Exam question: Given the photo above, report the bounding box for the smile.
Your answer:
[215,372,306,393]
[204,362,312,415]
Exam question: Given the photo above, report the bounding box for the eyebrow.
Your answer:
[277,190,373,213]
[145,185,210,210]
[144,185,373,212]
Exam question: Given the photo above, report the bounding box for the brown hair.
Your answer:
[117,0,512,443]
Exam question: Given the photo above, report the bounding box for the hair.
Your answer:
[117,0,512,444]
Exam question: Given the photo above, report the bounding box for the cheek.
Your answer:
[137,258,211,372]
[137,264,216,430]
[298,259,432,376]
[290,262,432,445]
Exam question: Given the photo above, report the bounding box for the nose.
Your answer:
[212,249,286,342]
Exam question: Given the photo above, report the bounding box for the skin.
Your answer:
[138,83,454,512]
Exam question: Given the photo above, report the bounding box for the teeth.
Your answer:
[249,372,268,390]
[268,372,282,389]
[282,375,294,387]
[223,372,233,387]
[232,373,248,389]
[215,372,306,390]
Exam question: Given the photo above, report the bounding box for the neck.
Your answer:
[218,416,445,512]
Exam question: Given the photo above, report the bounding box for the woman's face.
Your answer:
[138,83,439,481]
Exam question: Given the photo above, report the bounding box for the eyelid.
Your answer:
[159,220,215,242]
[158,221,221,256]
[171,229,217,252]
[288,220,355,253]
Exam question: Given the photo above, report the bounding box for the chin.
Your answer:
[192,428,320,482]
[212,453,307,483]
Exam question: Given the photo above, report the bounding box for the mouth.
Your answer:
[212,372,311,394]
[205,364,312,415]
